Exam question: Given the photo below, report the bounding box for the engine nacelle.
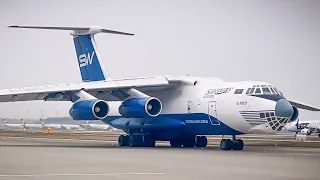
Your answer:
[119,97,162,118]
[69,100,109,120]
[300,128,312,135]
[290,106,299,121]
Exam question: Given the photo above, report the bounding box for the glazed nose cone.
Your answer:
[275,99,294,118]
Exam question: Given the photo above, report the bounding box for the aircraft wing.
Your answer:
[0,76,196,102]
[288,100,320,111]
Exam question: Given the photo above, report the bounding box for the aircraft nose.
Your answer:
[275,99,294,118]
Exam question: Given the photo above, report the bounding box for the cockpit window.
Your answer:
[274,88,283,95]
[270,88,275,94]
[262,87,271,94]
[246,84,284,96]
[246,88,251,94]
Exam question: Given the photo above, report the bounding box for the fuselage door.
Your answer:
[208,101,220,125]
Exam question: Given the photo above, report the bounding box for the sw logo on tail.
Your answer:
[79,51,95,67]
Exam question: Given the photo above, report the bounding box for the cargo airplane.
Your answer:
[2,119,24,130]
[20,119,83,131]
[80,121,115,131]
[1,25,319,150]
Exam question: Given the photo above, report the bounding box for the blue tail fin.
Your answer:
[8,25,134,82]
[73,34,108,82]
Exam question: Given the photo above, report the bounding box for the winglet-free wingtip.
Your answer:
[7,25,134,36]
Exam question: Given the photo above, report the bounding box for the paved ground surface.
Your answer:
[0,137,319,180]
[1,130,320,147]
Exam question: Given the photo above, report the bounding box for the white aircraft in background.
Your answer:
[1,119,24,130]
[21,119,43,130]
[80,121,118,131]
[21,118,83,131]
[285,119,320,137]
[0,25,319,151]
[39,119,63,130]
[61,124,83,131]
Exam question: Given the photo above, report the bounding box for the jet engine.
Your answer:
[300,128,312,135]
[69,100,109,120]
[119,97,162,118]
[290,106,299,121]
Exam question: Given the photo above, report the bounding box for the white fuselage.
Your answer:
[42,124,63,129]
[61,124,82,130]
[104,77,291,135]
[82,123,111,130]
[3,123,24,129]
[24,124,43,129]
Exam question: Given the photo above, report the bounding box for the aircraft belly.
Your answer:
[106,113,245,136]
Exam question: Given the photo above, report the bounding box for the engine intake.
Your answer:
[290,106,299,121]
[69,100,109,120]
[301,128,311,135]
[119,97,162,118]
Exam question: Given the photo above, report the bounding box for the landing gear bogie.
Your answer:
[233,139,244,150]
[195,136,208,148]
[220,138,244,151]
[170,136,208,148]
[118,134,155,147]
[118,135,129,146]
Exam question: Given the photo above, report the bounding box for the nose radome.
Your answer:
[275,99,294,118]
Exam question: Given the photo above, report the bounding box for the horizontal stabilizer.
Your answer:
[8,25,134,36]
[289,100,320,111]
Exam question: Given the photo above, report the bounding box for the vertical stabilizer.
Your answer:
[8,25,134,82]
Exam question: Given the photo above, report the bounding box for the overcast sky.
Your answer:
[0,0,319,120]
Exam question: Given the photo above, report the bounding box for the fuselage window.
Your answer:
[262,87,271,94]
[255,88,261,94]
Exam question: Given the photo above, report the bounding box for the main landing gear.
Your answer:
[220,135,244,151]
[118,134,208,148]
[170,136,208,148]
[118,134,155,147]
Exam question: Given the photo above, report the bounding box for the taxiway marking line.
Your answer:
[0,172,166,177]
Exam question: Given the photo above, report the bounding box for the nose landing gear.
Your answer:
[220,135,244,151]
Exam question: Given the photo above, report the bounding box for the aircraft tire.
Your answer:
[220,139,232,150]
[200,136,207,147]
[118,135,129,146]
[232,139,244,151]
[170,140,182,148]
[195,136,207,147]
[129,135,143,147]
